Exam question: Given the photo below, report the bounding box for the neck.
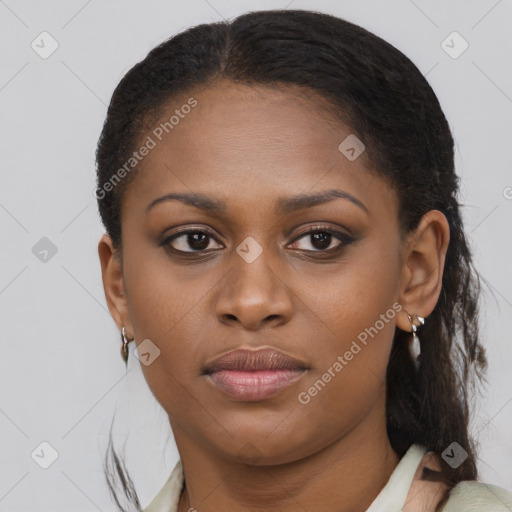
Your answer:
[174,414,400,512]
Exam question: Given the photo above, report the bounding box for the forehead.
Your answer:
[122,80,395,220]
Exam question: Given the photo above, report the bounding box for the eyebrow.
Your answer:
[145,189,369,215]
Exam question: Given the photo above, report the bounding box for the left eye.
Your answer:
[162,229,222,253]
[288,228,349,252]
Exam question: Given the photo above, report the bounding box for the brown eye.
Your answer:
[161,229,223,253]
[288,227,353,252]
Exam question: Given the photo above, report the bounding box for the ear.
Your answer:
[98,234,134,340]
[396,210,450,333]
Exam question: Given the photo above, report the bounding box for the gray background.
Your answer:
[0,0,511,510]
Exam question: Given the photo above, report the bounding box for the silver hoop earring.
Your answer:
[407,313,425,368]
[120,326,130,367]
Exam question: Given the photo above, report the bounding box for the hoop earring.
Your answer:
[407,313,425,369]
[120,326,132,367]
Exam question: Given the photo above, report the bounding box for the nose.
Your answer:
[215,248,294,331]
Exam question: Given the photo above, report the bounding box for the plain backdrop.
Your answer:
[0,0,511,510]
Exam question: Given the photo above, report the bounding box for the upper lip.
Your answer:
[203,347,309,373]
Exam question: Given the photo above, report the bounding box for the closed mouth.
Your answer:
[202,347,308,374]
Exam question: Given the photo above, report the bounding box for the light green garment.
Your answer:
[144,443,512,511]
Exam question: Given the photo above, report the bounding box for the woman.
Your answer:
[96,9,512,512]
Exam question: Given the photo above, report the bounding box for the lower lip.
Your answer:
[206,369,306,401]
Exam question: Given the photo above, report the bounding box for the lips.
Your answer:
[203,348,308,401]
[203,347,307,373]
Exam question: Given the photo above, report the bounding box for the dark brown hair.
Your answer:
[96,9,487,511]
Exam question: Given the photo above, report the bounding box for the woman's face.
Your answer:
[107,80,409,464]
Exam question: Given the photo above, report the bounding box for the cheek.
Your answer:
[123,241,216,344]
[121,250,204,392]
[307,238,401,348]
[294,298,397,447]
[298,239,401,402]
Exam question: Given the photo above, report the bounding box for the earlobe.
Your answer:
[98,234,133,336]
[396,210,450,332]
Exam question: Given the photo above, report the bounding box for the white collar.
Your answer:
[366,443,427,511]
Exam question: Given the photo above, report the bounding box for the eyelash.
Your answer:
[160,225,354,256]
